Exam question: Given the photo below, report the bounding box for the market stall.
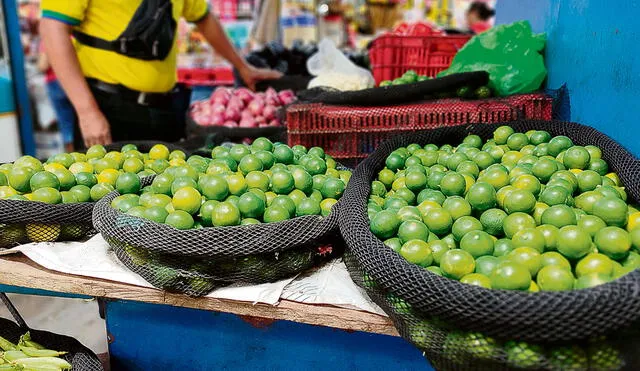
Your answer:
[2,0,640,370]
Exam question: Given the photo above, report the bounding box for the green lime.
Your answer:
[69,185,91,203]
[460,230,494,258]
[451,216,483,241]
[405,171,427,192]
[493,238,515,257]
[238,154,264,175]
[429,240,451,264]
[440,249,475,280]
[370,209,401,239]
[574,273,611,289]
[165,210,195,230]
[31,187,62,204]
[288,189,307,207]
[574,191,604,214]
[170,176,198,195]
[90,183,114,201]
[540,205,577,228]
[576,170,602,192]
[557,225,592,260]
[271,171,295,194]
[503,189,536,214]
[511,174,541,196]
[262,205,289,223]
[493,126,515,145]
[529,130,551,145]
[588,159,609,175]
[512,228,546,253]
[576,253,614,277]
[172,187,201,215]
[144,206,169,223]
[473,151,495,170]
[508,247,542,277]
[384,197,409,210]
[474,255,500,277]
[252,137,274,152]
[539,185,571,206]
[383,237,403,252]
[592,197,628,227]
[465,182,497,212]
[506,133,529,151]
[460,273,491,288]
[271,195,296,217]
[594,226,631,260]
[8,167,35,193]
[563,146,591,169]
[535,224,558,251]
[439,172,466,197]
[116,173,141,195]
[199,174,229,201]
[399,240,433,266]
[442,196,472,220]
[416,189,446,205]
[123,158,144,173]
[210,201,241,226]
[446,152,469,172]
[238,192,266,218]
[296,197,321,216]
[422,208,453,235]
[502,212,535,239]
[548,136,574,156]
[321,178,345,199]
[273,145,295,165]
[491,262,532,290]
[397,220,430,243]
[536,265,575,291]
[540,251,572,270]
[479,208,507,236]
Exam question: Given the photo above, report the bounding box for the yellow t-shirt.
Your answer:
[41,0,209,93]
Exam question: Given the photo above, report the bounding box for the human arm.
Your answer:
[39,19,111,147]
[194,14,282,90]
[37,49,50,73]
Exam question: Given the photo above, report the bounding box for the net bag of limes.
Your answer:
[0,142,187,249]
[93,138,349,297]
[340,120,640,370]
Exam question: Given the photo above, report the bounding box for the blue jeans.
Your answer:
[46,79,75,145]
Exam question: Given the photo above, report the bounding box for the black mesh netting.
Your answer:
[0,293,103,370]
[0,141,188,250]
[296,71,489,106]
[184,116,287,147]
[338,120,640,370]
[93,177,343,297]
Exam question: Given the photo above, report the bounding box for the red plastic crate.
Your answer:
[369,34,471,84]
[177,67,235,86]
[287,94,553,166]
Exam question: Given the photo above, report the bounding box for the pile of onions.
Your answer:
[191,88,296,128]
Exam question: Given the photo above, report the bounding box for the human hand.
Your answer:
[77,108,112,148]
[239,65,283,91]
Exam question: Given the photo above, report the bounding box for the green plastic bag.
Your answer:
[439,21,546,97]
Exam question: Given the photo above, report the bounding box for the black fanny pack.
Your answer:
[73,0,176,61]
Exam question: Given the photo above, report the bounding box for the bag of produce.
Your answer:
[93,138,349,297]
[306,39,375,92]
[0,142,187,249]
[296,71,489,106]
[0,293,103,370]
[439,21,547,97]
[339,120,640,370]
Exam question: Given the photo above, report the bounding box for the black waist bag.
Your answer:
[73,0,176,61]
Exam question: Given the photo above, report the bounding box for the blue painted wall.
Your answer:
[495,0,640,156]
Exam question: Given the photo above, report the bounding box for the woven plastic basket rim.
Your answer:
[339,119,640,342]
[93,176,341,258]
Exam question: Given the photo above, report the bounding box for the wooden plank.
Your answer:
[0,255,398,336]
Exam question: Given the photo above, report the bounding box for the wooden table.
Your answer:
[0,255,429,370]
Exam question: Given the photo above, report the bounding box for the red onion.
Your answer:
[247,99,265,117]
[235,88,254,105]
[268,119,280,127]
[223,121,238,128]
[254,115,266,125]
[212,103,226,115]
[210,113,225,126]
[240,110,254,120]
[262,105,277,120]
[224,107,240,122]
[228,96,245,110]
[239,117,258,128]
[278,90,296,105]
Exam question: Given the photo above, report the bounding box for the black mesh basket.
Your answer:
[93,177,343,297]
[0,142,188,249]
[0,293,103,370]
[339,120,640,370]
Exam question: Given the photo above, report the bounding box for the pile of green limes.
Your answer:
[369,125,640,291]
[110,138,350,230]
[379,70,432,87]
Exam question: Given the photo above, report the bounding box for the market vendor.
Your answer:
[39,0,282,148]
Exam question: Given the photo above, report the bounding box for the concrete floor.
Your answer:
[0,294,108,354]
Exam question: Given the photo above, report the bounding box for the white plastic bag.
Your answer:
[306,39,374,91]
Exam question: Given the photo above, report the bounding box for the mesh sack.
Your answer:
[93,177,343,297]
[0,142,188,250]
[296,71,489,106]
[0,293,103,371]
[339,120,640,370]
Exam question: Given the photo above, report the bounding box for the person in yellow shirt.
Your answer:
[40,0,281,147]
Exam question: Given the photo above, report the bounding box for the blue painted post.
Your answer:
[1,0,36,156]
[105,300,432,370]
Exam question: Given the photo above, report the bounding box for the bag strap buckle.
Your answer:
[137,92,148,106]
